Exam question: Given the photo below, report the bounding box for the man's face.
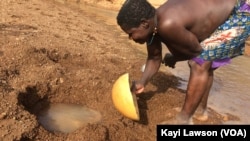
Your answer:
[121,23,150,44]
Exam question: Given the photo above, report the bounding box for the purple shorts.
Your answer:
[192,0,250,68]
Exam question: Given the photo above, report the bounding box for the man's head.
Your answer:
[117,0,156,44]
[117,0,155,29]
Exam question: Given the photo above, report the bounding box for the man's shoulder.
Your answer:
[157,12,188,32]
[157,2,197,28]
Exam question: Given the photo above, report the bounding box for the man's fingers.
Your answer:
[135,87,144,94]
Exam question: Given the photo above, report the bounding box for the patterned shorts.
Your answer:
[193,0,250,68]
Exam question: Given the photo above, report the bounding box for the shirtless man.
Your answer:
[116,0,250,124]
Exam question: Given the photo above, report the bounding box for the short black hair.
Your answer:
[117,0,156,29]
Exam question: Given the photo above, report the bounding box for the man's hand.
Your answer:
[161,53,176,68]
[130,81,144,94]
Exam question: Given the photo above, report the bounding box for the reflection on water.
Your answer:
[53,0,250,124]
[210,56,250,124]
[169,55,250,124]
[38,103,102,133]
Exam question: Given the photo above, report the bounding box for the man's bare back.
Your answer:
[158,0,237,41]
[156,0,237,60]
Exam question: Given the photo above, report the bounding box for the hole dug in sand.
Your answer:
[18,86,102,134]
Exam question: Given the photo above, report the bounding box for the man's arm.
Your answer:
[131,36,162,94]
[139,36,162,86]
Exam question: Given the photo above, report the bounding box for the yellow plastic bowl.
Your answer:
[112,73,140,121]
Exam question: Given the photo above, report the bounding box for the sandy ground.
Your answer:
[0,0,248,140]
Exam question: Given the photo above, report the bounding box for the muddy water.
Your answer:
[55,1,250,124]
[38,103,102,133]
[170,56,250,124]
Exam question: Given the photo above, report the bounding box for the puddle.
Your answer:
[165,55,250,124]
[38,103,102,133]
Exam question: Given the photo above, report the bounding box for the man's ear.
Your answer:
[140,18,150,29]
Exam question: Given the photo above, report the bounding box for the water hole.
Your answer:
[18,86,102,134]
[37,103,102,133]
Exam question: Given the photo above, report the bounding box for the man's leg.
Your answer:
[193,68,214,121]
[177,60,212,123]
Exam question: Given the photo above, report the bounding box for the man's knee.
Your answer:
[188,60,212,73]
